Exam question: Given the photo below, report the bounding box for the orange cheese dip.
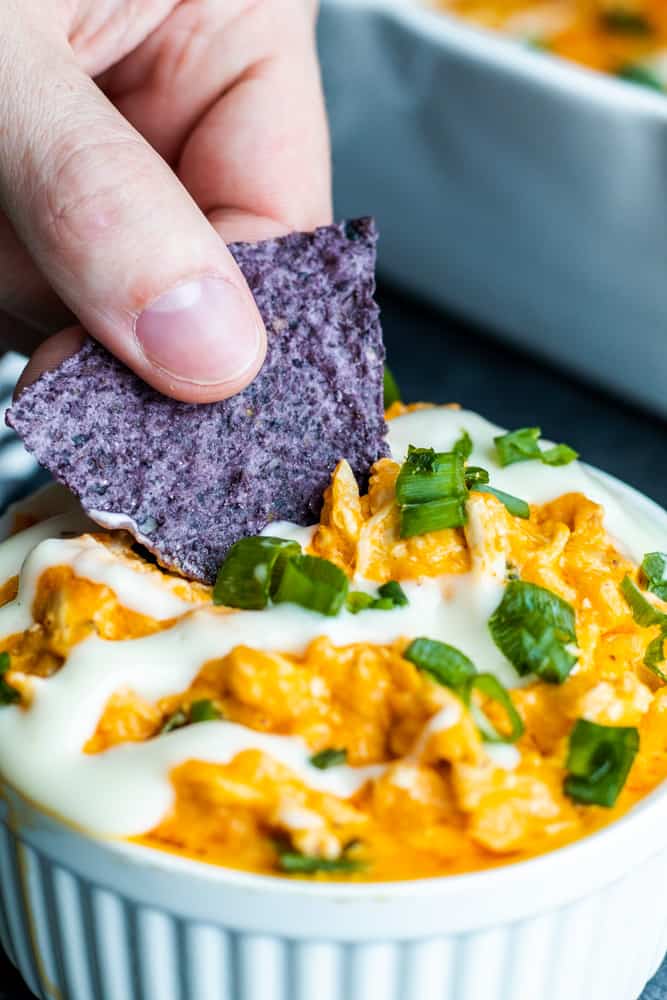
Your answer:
[2,405,667,882]
[435,0,667,82]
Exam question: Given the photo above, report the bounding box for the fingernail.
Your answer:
[135,277,263,384]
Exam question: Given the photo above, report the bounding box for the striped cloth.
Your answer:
[0,352,49,514]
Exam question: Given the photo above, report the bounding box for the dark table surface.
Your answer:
[2,281,666,999]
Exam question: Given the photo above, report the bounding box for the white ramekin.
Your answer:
[2,470,667,1000]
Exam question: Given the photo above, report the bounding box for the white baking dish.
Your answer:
[1,471,667,1000]
[317,0,667,416]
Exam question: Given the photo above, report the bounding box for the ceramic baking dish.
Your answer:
[1,470,666,1000]
[317,0,667,416]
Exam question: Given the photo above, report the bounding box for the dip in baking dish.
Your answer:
[434,0,667,87]
[1,406,666,882]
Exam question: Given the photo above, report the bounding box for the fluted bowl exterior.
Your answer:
[2,789,667,1000]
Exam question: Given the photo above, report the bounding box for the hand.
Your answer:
[0,0,331,401]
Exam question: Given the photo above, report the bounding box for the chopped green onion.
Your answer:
[213,536,301,610]
[400,445,440,474]
[601,10,652,34]
[644,635,667,682]
[488,581,578,683]
[377,580,409,607]
[189,699,221,724]
[160,708,188,734]
[404,637,476,691]
[396,433,533,538]
[396,448,466,505]
[400,497,467,537]
[346,591,375,614]
[161,699,221,734]
[616,64,664,91]
[383,366,401,409]
[524,35,550,50]
[564,719,639,808]
[473,484,530,519]
[272,554,349,617]
[278,851,364,875]
[347,581,409,613]
[0,652,19,707]
[309,747,347,770]
[641,552,667,601]
[466,673,524,744]
[405,641,522,744]
[620,575,667,628]
[370,597,394,611]
[540,444,580,467]
[395,444,469,538]
[495,427,542,466]
[620,574,667,680]
[452,430,473,460]
[495,427,578,468]
[464,466,490,488]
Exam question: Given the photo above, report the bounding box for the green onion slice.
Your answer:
[452,430,473,460]
[495,427,578,468]
[347,581,409,613]
[488,581,578,683]
[641,552,667,602]
[370,597,394,611]
[400,497,467,538]
[620,575,667,682]
[377,580,409,607]
[189,699,221,724]
[272,554,349,617]
[464,466,490,488]
[524,35,550,50]
[309,747,347,770]
[0,651,19,707]
[601,10,652,34]
[405,641,522,744]
[396,447,466,505]
[404,637,476,691]
[161,699,221,734]
[473,484,530,519]
[616,64,664,91]
[346,591,375,614]
[495,427,542,466]
[644,635,667,683]
[213,537,301,610]
[383,366,401,409]
[540,444,579,467]
[564,719,639,808]
[466,673,524,744]
[160,708,188,735]
[278,851,364,875]
[620,575,667,628]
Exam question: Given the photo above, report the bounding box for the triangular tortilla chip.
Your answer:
[7,220,387,583]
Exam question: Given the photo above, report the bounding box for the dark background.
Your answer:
[2,281,666,999]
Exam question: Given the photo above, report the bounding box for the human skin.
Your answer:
[0,0,332,401]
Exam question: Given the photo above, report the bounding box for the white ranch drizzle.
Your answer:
[0,408,663,839]
[0,511,94,587]
[0,532,204,640]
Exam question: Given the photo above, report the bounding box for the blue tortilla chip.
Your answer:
[7,220,387,583]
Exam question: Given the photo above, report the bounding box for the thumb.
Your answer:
[0,25,265,403]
